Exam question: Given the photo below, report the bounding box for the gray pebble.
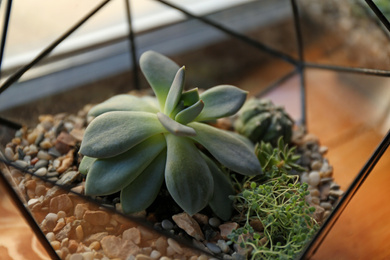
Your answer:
[308,171,320,187]
[46,171,59,177]
[35,167,47,177]
[4,147,14,161]
[35,133,44,146]
[56,171,79,185]
[209,217,221,228]
[23,155,31,163]
[47,177,59,182]
[310,160,322,171]
[206,242,222,254]
[34,159,49,169]
[28,144,38,155]
[320,202,333,210]
[320,177,333,184]
[329,189,344,197]
[53,159,61,169]
[48,147,61,158]
[231,252,246,260]
[161,219,174,230]
[37,150,52,160]
[311,152,322,160]
[319,146,328,154]
[311,196,320,205]
[14,160,28,169]
[300,172,309,184]
[330,182,341,190]
[217,240,230,253]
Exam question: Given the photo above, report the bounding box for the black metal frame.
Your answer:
[0,0,389,259]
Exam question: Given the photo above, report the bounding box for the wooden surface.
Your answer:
[0,179,50,260]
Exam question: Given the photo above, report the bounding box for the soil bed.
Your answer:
[1,97,343,260]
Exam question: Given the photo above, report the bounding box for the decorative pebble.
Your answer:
[46,212,58,223]
[311,196,320,205]
[330,182,341,190]
[88,241,101,250]
[14,160,28,169]
[206,242,222,254]
[320,202,333,210]
[319,146,328,154]
[48,147,62,158]
[23,155,31,163]
[34,159,49,169]
[329,190,344,197]
[81,252,94,260]
[40,139,53,149]
[56,171,80,185]
[167,238,183,254]
[46,232,56,242]
[172,213,204,241]
[161,219,174,230]
[69,253,83,260]
[76,225,84,241]
[4,147,15,161]
[53,159,61,169]
[150,250,162,259]
[217,240,230,253]
[57,211,67,219]
[308,171,321,187]
[310,160,322,171]
[35,133,45,146]
[123,227,141,245]
[50,241,61,250]
[300,172,309,184]
[47,171,59,177]
[28,144,38,155]
[320,177,333,184]
[209,217,221,228]
[27,198,40,207]
[35,167,48,177]
[309,188,320,198]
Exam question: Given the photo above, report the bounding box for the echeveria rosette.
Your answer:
[79,51,263,220]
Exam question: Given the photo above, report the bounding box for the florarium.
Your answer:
[0,51,343,259]
[1,1,390,260]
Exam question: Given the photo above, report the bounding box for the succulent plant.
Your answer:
[79,51,262,220]
[234,98,294,146]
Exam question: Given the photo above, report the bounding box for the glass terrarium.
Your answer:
[0,0,389,259]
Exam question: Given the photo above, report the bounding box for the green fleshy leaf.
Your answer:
[165,134,213,215]
[202,154,234,221]
[171,100,185,119]
[189,122,262,176]
[80,111,166,158]
[140,51,180,110]
[121,150,166,214]
[195,85,247,121]
[225,131,255,150]
[88,94,159,117]
[175,100,204,125]
[79,156,96,175]
[181,88,200,107]
[164,66,185,116]
[85,134,166,196]
[157,112,196,137]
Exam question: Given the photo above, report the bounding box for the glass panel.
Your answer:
[307,139,390,259]
[298,0,390,70]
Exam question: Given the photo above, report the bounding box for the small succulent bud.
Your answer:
[234,98,294,146]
